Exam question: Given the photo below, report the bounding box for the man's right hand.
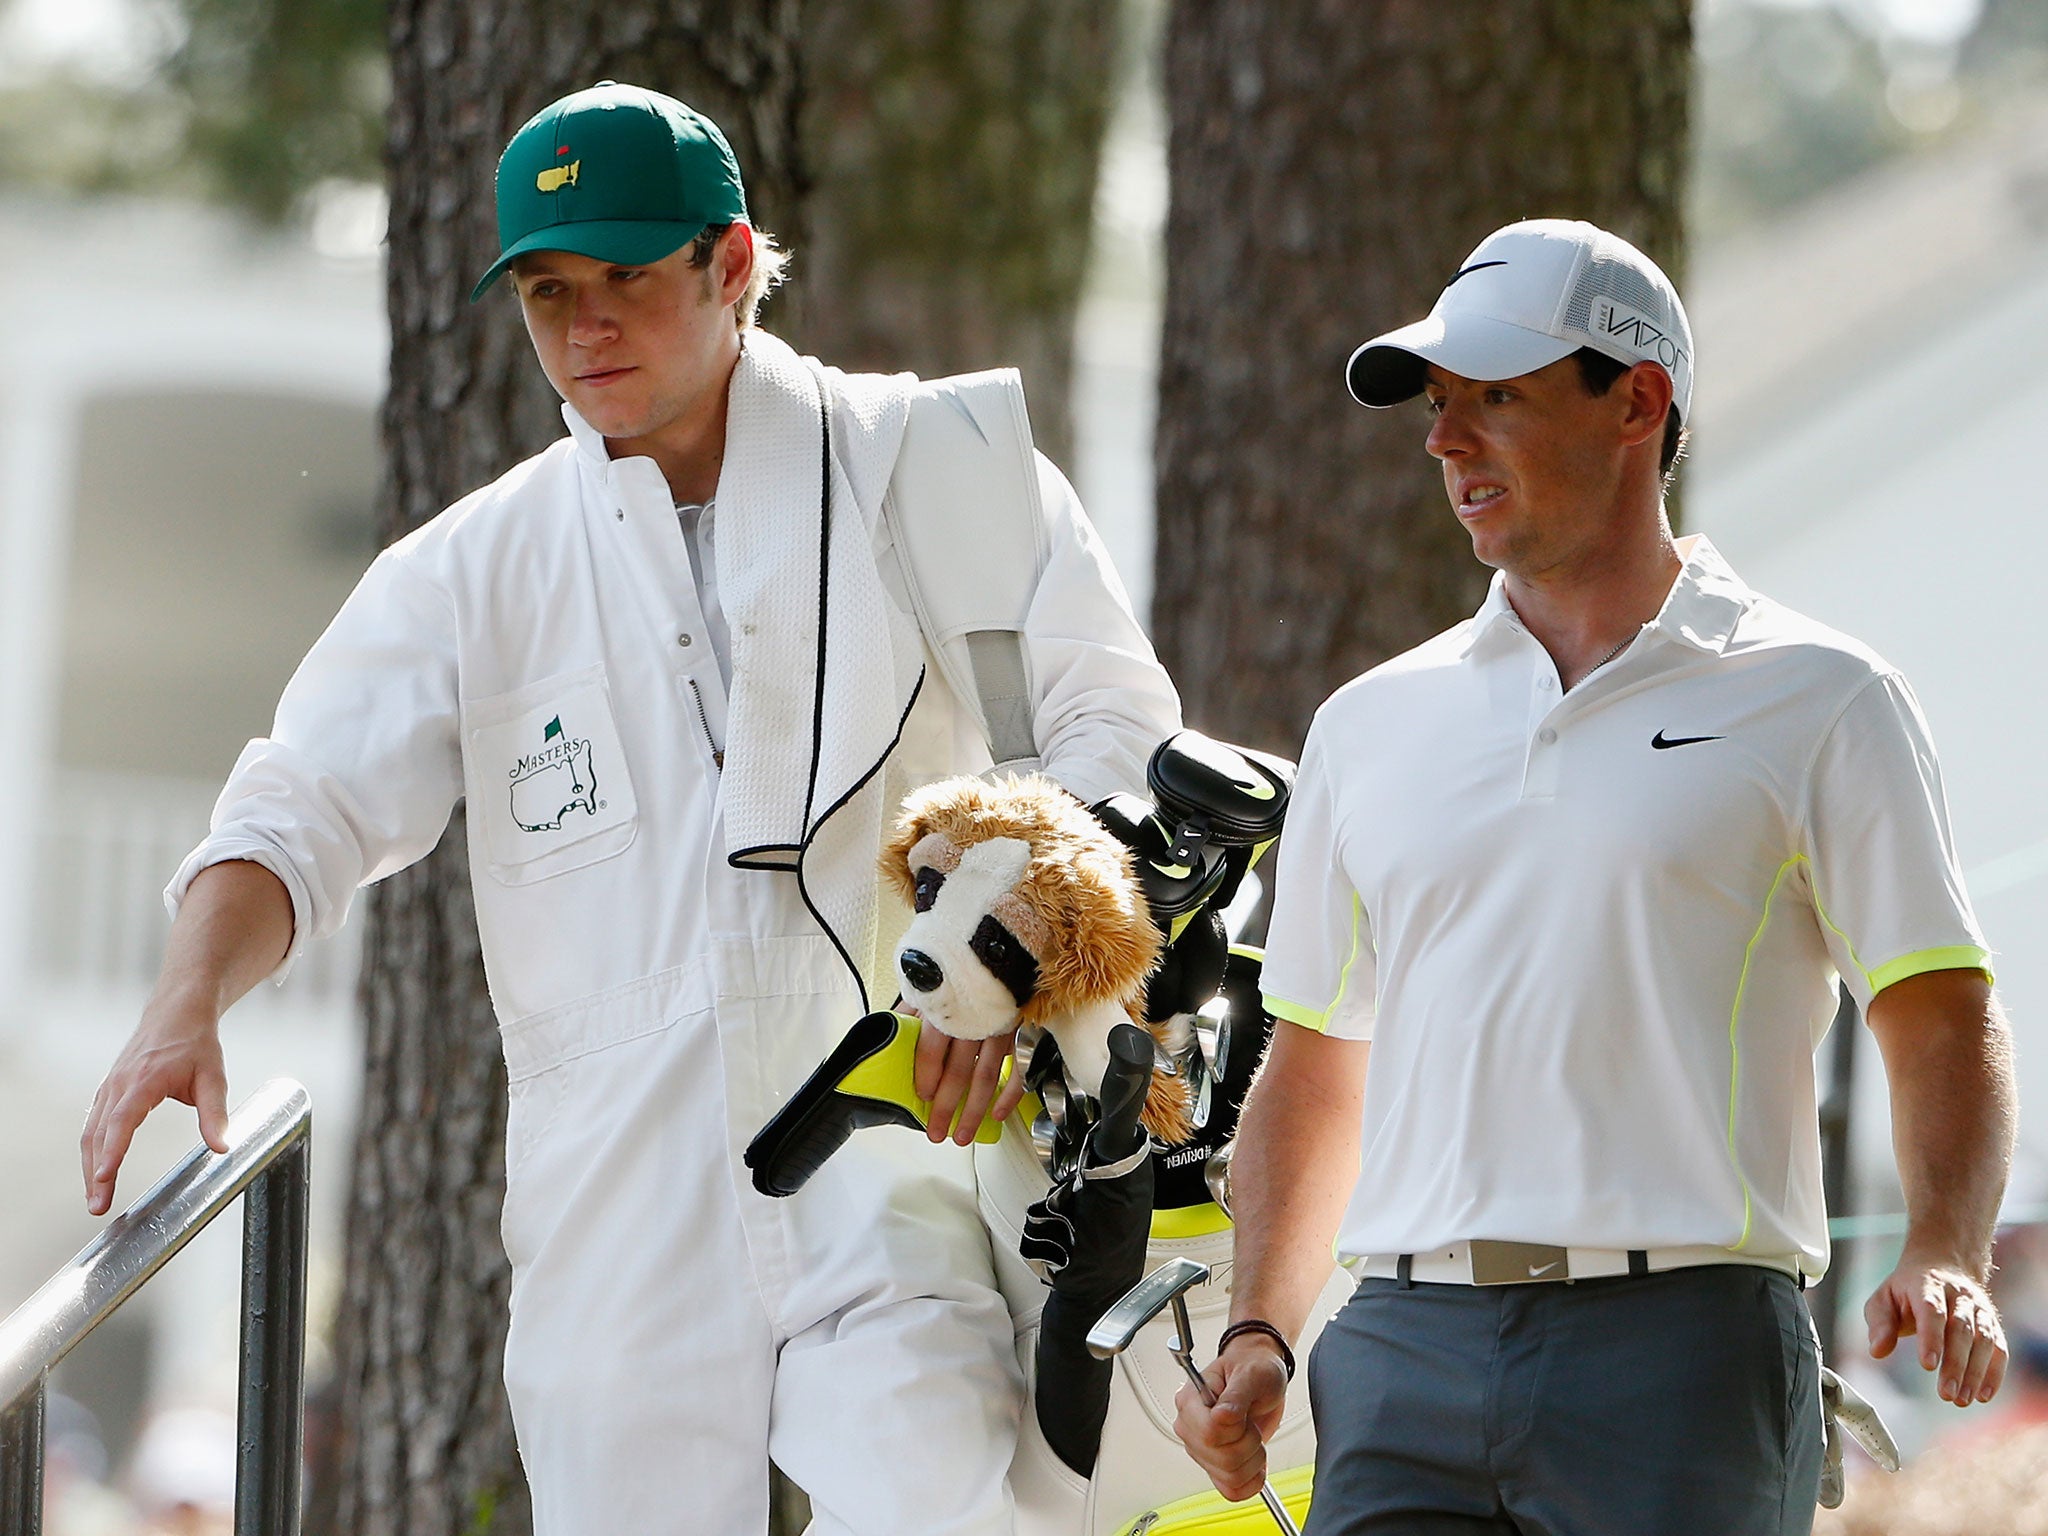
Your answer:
[81,995,230,1215]
[1171,1338,1291,1503]
[80,858,293,1216]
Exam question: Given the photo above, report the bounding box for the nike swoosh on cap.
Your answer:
[1528,1260,1562,1277]
[1651,730,1724,750]
[1444,259,1508,287]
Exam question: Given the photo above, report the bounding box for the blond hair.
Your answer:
[687,222,789,330]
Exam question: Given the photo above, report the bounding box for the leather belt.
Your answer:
[1353,1241,1803,1287]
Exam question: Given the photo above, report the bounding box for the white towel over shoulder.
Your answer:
[717,330,927,1001]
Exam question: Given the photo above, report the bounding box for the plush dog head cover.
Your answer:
[883,774,1191,1141]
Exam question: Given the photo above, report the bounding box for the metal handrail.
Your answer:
[0,1078,312,1536]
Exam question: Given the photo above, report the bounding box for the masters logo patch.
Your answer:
[469,670,637,877]
[510,714,600,833]
[536,160,580,194]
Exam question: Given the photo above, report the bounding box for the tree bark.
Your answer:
[789,0,1120,469]
[325,5,1117,1532]
[1152,0,1692,750]
[321,838,527,1536]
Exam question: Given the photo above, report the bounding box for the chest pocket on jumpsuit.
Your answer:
[465,662,640,886]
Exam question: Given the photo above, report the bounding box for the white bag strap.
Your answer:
[884,368,1048,772]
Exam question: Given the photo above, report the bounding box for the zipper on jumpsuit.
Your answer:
[687,676,724,771]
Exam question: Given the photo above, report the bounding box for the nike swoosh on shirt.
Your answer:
[1444,259,1508,287]
[1528,1260,1562,1277]
[1651,730,1724,750]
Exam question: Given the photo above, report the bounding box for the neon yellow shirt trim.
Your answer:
[1808,874,1993,996]
[1725,858,1991,1252]
[1725,857,1804,1250]
[1262,892,1366,1034]
[1868,945,1993,994]
[1263,993,1329,1031]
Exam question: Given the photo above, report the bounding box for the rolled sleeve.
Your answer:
[1024,454,1182,805]
[166,549,464,979]
[1259,717,1376,1039]
[1803,670,1991,1008]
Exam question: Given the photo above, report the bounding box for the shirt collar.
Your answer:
[563,401,676,509]
[1460,534,1752,660]
[562,400,609,465]
[1461,573,1522,658]
[1653,535,1750,654]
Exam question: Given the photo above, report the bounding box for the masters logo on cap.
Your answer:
[471,81,750,303]
[1344,219,1695,424]
[535,158,580,194]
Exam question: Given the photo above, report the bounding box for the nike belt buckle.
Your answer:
[1469,1241,1569,1285]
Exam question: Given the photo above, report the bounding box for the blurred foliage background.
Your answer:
[0,0,384,218]
[5,0,2048,242]
[1693,0,2048,234]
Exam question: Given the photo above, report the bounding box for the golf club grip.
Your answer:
[747,1095,863,1197]
[1092,1023,1155,1164]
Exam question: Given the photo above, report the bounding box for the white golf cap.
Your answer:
[1346,218,1694,423]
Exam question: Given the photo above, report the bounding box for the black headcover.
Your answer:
[1146,730,1293,871]
[1089,792,1230,925]
[1024,1023,1157,1476]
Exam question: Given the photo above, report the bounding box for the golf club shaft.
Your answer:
[1173,1346,1213,1403]
[1171,1344,1303,1536]
[1256,1483,1303,1536]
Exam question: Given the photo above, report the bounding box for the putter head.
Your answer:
[1087,1257,1212,1359]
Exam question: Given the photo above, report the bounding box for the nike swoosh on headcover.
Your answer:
[1651,730,1725,750]
[1444,259,1509,287]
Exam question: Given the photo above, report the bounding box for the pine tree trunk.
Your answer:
[1151,0,1692,749]
[788,0,1121,470]
[324,5,1117,1532]
[320,838,527,1536]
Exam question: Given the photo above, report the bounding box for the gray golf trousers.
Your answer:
[1304,1265,1825,1536]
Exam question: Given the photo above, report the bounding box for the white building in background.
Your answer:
[0,194,383,1465]
[1687,97,2048,1233]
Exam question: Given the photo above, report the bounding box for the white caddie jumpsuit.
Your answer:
[170,332,1181,1534]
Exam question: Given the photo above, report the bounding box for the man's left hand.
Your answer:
[913,1023,1025,1144]
[1865,1257,2008,1406]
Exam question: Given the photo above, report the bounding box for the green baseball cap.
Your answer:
[471,81,749,303]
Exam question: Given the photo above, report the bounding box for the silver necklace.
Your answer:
[1568,629,1637,691]
[1590,631,1635,671]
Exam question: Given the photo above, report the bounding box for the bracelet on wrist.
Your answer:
[1217,1319,1296,1381]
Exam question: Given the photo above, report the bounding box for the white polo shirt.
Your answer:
[1261,537,1989,1278]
